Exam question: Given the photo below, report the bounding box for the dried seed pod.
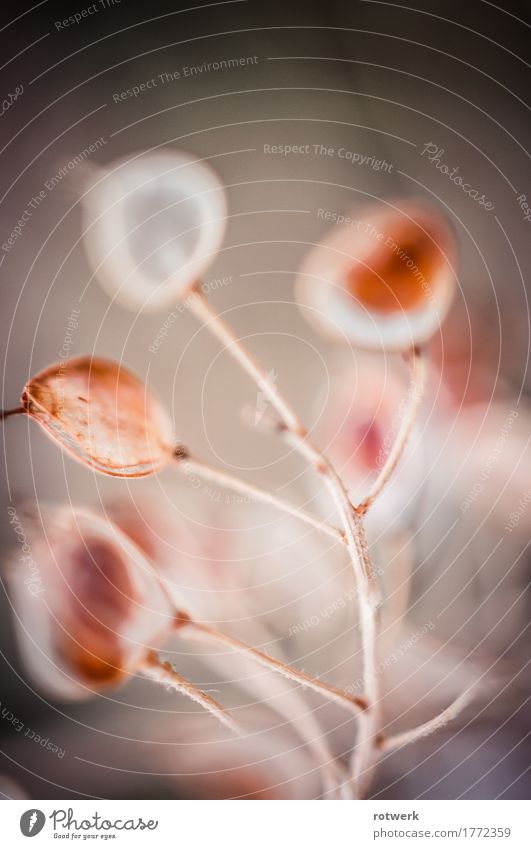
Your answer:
[82,150,227,312]
[20,356,176,476]
[9,507,175,699]
[296,202,457,351]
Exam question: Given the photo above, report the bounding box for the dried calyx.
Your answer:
[9,505,367,730]
[2,355,347,543]
[295,201,457,352]
[9,506,175,699]
[4,356,178,476]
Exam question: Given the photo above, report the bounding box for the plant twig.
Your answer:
[188,288,383,795]
[190,609,349,799]
[175,455,346,545]
[377,688,476,753]
[188,291,301,433]
[357,347,426,515]
[179,618,368,715]
[140,650,240,734]
[0,407,24,421]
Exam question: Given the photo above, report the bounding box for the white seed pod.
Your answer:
[21,356,176,477]
[82,150,227,312]
[9,506,176,700]
[296,202,457,352]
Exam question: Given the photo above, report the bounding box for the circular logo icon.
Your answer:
[20,810,46,837]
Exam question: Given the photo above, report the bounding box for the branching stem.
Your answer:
[140,650,240,734]
[179,618,368,715]
[174,454,346,545]
[357,347,426,515]
[378,688,475,753]
[0,407,24,421]
[188,288,382,795]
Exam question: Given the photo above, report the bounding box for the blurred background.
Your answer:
[0,0,530,799]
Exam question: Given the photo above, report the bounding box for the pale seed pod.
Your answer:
[81,150,227,312]
[9,506,175,700]
[296,201,457,352]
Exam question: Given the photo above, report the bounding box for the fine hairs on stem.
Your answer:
[178,455,346,545]
[177,617,368,715]
[140,651,241,735]
[378,688,476,754]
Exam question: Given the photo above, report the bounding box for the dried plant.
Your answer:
[2,148,480,799]
[8,505,365,732]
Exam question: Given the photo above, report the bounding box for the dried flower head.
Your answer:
[82,149,227,312]
[20,356,175,476]
[296,202,457,351]
[9,507,175,699]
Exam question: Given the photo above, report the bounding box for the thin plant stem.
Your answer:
[377,688,475,753]
[188,288,385,796]
[140,650,240,734]
[347,600,381,798]
[357,347,426,515]
[0,407,24,421]
[193,611,349,799]
[187,291,302,434]
[179,618,368,715]
[176,454,346,545]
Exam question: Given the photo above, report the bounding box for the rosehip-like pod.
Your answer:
[82,150,227,311]
[21,356,175,477]
[296,202,457,351]
[9,507,175,699]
